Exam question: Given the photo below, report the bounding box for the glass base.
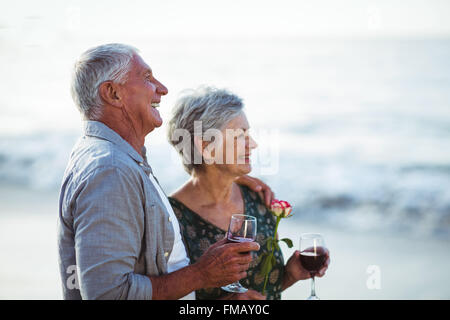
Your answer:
[306,295,320,300]
[221,282,248,293]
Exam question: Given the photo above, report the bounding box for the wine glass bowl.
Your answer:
[299,233,327,300]
[221,214,257,293]
[226,214,257,243]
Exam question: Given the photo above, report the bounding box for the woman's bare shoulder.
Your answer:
[170,180,194,202]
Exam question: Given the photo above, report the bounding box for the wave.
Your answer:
[0,131,449,239]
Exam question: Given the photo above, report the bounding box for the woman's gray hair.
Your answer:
[167,86,244,174]
[70,43,138,120]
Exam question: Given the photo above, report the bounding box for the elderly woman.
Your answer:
[167,87,328,300]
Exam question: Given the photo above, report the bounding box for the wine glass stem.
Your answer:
[310,276,316,297]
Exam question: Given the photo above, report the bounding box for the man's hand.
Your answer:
[148,237,260,299]
[282,249,330,291]
[234,175,275,207]
[193,238,260,289]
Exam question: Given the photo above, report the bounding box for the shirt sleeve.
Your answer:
[72,165,152,300]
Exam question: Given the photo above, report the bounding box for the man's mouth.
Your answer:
[151,103,160,109]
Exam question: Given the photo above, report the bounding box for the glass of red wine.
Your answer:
[299,233,327,300]
[221,214,257,293]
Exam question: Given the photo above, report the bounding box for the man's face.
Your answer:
[120,54,168,134]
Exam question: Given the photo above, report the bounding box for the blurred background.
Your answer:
[0,0,449,299]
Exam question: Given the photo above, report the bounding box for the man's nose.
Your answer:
[156,80,168,96]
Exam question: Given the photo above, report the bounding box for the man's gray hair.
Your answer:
[71,43,138,120]
[167,86,244,174]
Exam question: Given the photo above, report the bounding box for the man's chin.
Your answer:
[149,107,163,128]
[146,119,163,134]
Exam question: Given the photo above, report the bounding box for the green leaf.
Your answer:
[265,237,273,251]
[259,255,273,276]
[274,240,280,251]
[280,238,293,248]
[257,252,268,264]
[271,255,276,268]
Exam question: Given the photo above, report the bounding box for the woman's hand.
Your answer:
[234,175,275,207]
[282,249,330,291]
[223,290,266,300]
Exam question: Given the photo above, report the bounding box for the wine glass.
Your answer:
[299,233,327,300]
[221,214,257,293]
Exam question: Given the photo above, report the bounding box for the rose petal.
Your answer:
[270,201,283,216]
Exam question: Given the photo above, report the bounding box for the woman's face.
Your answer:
[204,112,258,176]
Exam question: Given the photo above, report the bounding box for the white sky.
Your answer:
[1,0,450,43]
[1,0,450,134]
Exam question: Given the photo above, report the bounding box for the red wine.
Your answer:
[227,235,255,255]
[226,236,255,243]
[300,246,327,276]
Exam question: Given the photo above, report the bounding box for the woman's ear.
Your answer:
[193,135,206,163]
[194,135,217,165]
[98,81,123,108]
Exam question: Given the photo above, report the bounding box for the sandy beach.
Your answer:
[0,185,61,299]
[1,185,449,300]
[279,221,450,300]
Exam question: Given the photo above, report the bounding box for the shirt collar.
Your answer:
[83,120,147,166]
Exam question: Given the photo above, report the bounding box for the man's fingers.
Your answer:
[257,191,264,204]
[231,241,260,253]
[210,237,228,249]
[246,290,266,300]
[255,182,274,207]
[264,190,272,207]
[238,263,250,273]
[227,251,253,266]
[237,271,247,281]
[236,175,275,208]
[235,175,261,192]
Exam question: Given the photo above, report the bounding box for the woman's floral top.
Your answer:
[169,185,285,300]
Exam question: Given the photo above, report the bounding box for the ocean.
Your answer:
[1,36,449,239]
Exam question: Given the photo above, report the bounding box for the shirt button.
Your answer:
[139,162,144,167]
[168,217,172,222]
[164,252,169,258]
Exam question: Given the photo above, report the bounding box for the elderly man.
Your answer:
[57,43,273,300]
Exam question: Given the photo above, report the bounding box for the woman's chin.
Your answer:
[216,162,252,177]
[238,163,252,175]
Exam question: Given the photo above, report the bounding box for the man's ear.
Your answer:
[98,81,123,108]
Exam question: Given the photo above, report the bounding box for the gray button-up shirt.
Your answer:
[57,121,177,300]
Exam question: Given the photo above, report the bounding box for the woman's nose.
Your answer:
[248,134,258,149]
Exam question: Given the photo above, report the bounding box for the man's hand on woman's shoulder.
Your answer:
[235,175,275,207]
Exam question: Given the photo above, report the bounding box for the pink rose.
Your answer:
[261,198,293,295]
[279,200,292,218]
[270,199,284,217]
